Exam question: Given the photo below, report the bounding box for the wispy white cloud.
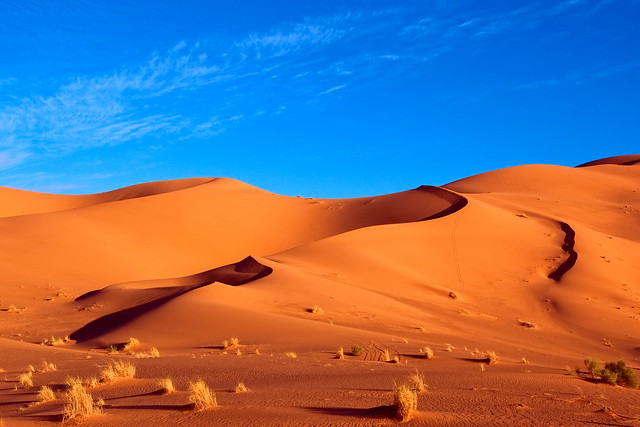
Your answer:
[318,84,347,95]
[0,11,378,170]
[0,1,633,176]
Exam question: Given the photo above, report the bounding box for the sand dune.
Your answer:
[1,155,638,426]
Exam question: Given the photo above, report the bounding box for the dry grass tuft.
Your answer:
[393,384,418,421]
[284,352,297,358]
[188,380,217,410]
[444,343,455,352]
[40,361,57,372]
[483,351,498,365]
[223,337,240,349]
[37,385,56,402]
[136,347,160,358]
[41,336,65,346]
[65,377,84,389]
[62,383,101,421]
[19,372,33,388]
[84,377,99,388]
[422,347,434,359]
[382,349,391,362]
[100,360,136,382]
[336,347,345,360]
[309,305,323,314]
[234,382,249,393]
[408,371,427,392]
[157,378,175,394]
[122,337,140,353]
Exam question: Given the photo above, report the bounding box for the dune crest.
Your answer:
[70,256,272,343]
[1,154,638,426]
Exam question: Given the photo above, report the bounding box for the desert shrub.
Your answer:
[65,377,84,389]
[100,360,136,382]
[408,371,426,392]
[188,380,217,410]
[584,357,599,377]
[62,383,100,421]
[603,360,638,389]
[234,382,249,393]
[309,305,323,314]
[106,344,118,354]
[351,345,363,356]
[37,385,56,402]
[223,337,240,349]
[136,347,160,358]
[40,361,57,372]
[85,377,99,388]
[19,372,33,388]
[583,357,638,389]
[157,378,175,394]
[423,347,434,360]
[123,337,140,352]
[41,336,65,346]
[393,384,418,421]
[484,351,498,365]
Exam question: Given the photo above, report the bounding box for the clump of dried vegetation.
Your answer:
[222,337,240,350]
[37,385,56,403]
[62,383,102,421]
[234,382,250,393]
[18,372,33,388]
[393,384,418,421]
[100,360,136,383]
[157,378,175,394]
[189,379,217,410]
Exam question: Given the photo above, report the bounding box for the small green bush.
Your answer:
[603,360,638,389]
[584,357,599,377]
[351,345,363,356]
[583,357,638,389]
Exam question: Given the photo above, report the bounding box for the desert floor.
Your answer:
[1,154,639,425]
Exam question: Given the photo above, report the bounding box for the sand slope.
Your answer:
[1,155,638,426]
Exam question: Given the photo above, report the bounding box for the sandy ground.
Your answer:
[1,154,638,425]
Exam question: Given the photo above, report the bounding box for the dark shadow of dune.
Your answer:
[24,414,64,423]
[414,186,468,221]
[304,405,395,419]
[548,221,578,282]
[70,256,272,343]
[0,399,33,406]
[576,154,640,167]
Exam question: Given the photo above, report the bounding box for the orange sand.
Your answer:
[1,155,638,426]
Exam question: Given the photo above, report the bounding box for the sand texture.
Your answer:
[1,155,639,425]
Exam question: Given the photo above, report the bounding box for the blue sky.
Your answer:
[0,0,638,197]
